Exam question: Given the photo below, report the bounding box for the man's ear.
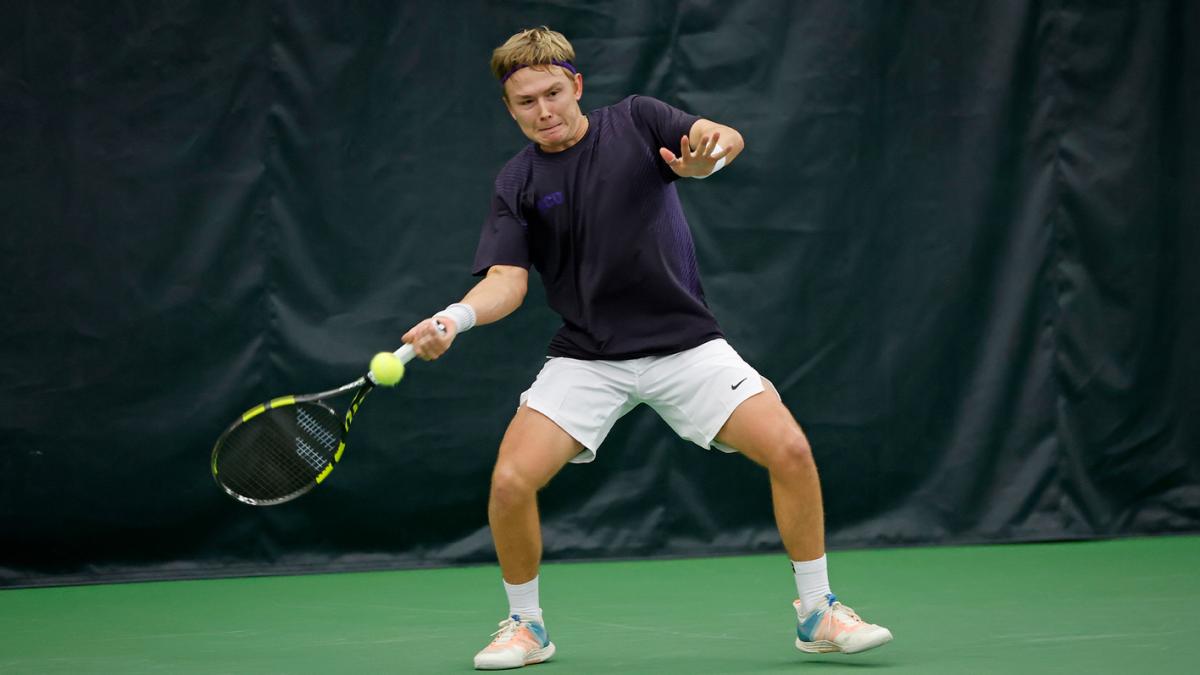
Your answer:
[573,72,584,100]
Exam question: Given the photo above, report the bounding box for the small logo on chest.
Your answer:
[537,191,565,213]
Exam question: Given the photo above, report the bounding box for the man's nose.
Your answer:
[537,99,552,117]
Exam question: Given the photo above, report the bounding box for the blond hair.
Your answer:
[490,26,577,83]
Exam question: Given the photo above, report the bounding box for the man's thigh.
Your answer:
[713,389,810,467]
[494,404,587,491]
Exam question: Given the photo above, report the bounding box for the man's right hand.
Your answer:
[402,317,457,361]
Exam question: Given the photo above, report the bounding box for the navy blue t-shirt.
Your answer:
[472,95,724,360]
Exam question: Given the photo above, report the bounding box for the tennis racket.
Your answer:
[210,338,427,506]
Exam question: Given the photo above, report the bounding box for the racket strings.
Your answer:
[222,425,311,500]
[294,437,326,472]
[297,407,338,451]
[215,403,343,504]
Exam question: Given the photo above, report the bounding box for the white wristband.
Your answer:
[693,142,726,179]
[434,303,476,333]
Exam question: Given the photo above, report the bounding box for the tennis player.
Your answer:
[402,26,893,670]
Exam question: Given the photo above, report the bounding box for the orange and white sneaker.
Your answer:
[473,614,556,670]
[794,594,893,654]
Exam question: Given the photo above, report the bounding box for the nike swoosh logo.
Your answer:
[731,377,748,390]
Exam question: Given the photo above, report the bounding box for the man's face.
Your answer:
[503,66,586,152]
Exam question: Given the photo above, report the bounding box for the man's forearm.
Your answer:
[460,265,528,326]
[690,119,745,165]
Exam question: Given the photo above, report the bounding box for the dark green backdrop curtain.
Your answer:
[2,0,1197,587]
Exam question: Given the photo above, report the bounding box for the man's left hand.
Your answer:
[659,132,730,178]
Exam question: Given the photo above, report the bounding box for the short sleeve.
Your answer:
[629,95,701,152]
[472,175,531,276]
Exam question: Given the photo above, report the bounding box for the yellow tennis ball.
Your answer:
[369,352,405,386]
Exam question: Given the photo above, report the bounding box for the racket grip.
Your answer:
[394,344,416,364]
[392,320,447,365]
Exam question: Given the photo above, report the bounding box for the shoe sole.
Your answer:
[474,641,556,670]
[796,631,893,655]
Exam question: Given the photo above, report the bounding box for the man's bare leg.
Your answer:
[489,405,582,584]
[715,385,893,654]
[474,405,582,670]
[714,388,824,561]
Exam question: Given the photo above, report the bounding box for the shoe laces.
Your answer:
[828,601,864,624]
[489,616,524,644]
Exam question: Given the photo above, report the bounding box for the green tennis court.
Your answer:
[2,536,1196,674]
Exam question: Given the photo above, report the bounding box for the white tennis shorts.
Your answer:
[519,338,769,463]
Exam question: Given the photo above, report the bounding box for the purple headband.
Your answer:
[501,59,577,84]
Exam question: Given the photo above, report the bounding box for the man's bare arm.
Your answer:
[659,118,745,177]
[688,118,744,165]
[403,264,529,360]
[460,264,529,326]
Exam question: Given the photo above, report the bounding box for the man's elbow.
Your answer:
[488,265,529,306]
[724,127,745,157]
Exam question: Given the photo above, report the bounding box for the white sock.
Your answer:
[503,576,543,624]
[792,555,833,615]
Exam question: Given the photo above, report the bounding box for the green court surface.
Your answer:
[2,536,1197,674]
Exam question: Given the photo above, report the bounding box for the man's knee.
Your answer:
[766,431,815,475]
[490,462,539,511]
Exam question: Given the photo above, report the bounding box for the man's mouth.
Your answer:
[540,123,562,133]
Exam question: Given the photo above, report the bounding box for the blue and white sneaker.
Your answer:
[795,594,893,654]
[473,614,556,670]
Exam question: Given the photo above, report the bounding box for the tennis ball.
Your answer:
[369,351,405,386]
